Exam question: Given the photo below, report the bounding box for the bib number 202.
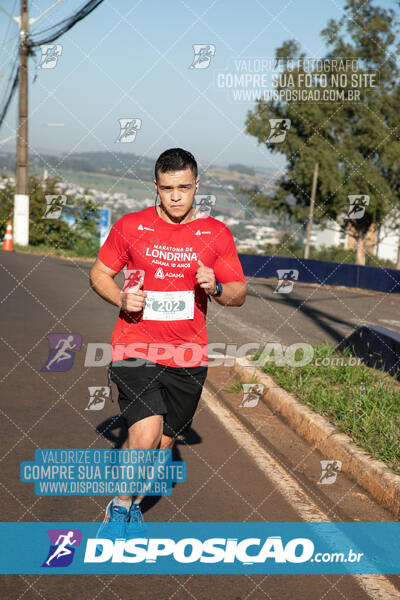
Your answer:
[153,299,185,313]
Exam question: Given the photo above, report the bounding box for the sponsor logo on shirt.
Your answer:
[138,224,155,231]
[154,267,183,279]
[195,230,211,235]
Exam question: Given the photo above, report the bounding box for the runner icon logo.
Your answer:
[238,384,264,408]
[344,195,370,220]
[41,529,81,568]
[38,44,63,69]
[194,194,216,216]
[317,460,342,485]
[123,269,146,292]
[86,386,110,411]
[43,195,67,219]
[266,119,291,144]
[188,44,216,69]
[115,118,142,143]
[274,269,299,294]
[41,334,82,372]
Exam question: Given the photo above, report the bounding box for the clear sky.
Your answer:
[0,0,398,171]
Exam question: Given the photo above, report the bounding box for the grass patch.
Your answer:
[250,344,400,474]
[13,243,96,261]
[223,370,258,393]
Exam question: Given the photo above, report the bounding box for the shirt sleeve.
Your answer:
[213,225,246,284]
[97,216,130,272]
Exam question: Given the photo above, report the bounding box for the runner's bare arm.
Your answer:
[89,258,123,307]
[196,260,247,307]
[89,258,147,312]
[211,281,247,307]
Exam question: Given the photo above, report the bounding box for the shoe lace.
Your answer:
[130,504,145,526]
[110,505,129,522]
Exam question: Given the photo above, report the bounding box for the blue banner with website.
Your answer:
[20,449,185,496]
[0,522,399,574]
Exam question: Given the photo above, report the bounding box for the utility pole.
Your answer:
[304,162,319,260]
[0,0,63,246]
[14,0,30,246]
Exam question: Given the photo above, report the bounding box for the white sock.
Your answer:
[113,496,132,510]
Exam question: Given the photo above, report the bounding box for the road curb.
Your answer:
[233,357,400,518]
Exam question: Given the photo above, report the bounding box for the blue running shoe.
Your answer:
[96,500,129,540]
[126,503,147,537]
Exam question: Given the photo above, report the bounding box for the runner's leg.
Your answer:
[118,414,164,502]
[130,433,175,505]
[159,433,175,450]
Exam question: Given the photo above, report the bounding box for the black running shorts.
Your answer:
[108,357,208,438]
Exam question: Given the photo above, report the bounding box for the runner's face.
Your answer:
[154,168,199,221]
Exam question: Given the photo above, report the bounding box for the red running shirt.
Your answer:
[97,206,246,367]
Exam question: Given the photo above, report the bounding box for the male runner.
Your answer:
[89,148,247,537]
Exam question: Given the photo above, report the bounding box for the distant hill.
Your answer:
[0,151,154,176]
[0,151,277,177]
[228,163,255,176]
[0,151,279,204]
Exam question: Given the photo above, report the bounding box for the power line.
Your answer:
[9,0,106,246]
[0,0,18,123]
[0,48,18,104]
[0,0,17,60]
[29,0,105,46]
[0,63,18,128]
[0,0,105,132]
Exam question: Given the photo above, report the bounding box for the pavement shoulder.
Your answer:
[233,357,400,518]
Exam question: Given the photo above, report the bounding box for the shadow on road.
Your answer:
[247,282,363,343]
[96,416,202,515]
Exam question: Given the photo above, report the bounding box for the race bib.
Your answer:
[143,290,194,321]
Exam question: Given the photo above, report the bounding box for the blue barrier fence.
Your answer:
[238,254,400,294]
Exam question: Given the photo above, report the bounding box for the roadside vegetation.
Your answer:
[248,344,400,474]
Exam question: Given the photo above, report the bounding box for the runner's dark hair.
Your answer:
[154,148,198,181]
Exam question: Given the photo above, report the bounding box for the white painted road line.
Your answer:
[202,387,400,600]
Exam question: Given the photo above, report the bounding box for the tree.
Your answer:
[241,0,400,265]
[0,174,101,256]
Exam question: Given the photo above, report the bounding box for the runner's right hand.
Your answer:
[119,276,147,312]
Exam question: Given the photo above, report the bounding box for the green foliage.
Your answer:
[241,0,400,264]
[0,174,101,256]
[250,343,400,473]
[260,233,396,268]
[263,233,303,257]
[309,245,396,269]
[224,371,258,393]
[0,177,15,228]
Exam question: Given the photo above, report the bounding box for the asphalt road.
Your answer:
[207,272,400,349]
[1,250,400,600]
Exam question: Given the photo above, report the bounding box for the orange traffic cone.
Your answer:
[2,220,14,251]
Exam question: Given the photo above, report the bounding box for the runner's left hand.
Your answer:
[196,259,217,295]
